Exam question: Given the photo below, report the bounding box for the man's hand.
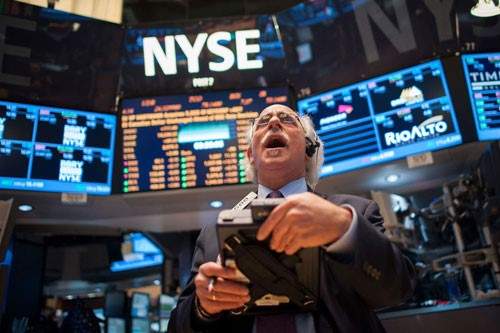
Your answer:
[194,262,251,316]
[256,192,353,255]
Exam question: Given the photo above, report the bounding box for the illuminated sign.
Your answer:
[468,70,500,82]
[384,116,448,146]
[143,29,263,76]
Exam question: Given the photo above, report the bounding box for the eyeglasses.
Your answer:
[254,111,300,129]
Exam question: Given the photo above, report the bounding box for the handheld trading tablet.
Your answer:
[216,198,319,315]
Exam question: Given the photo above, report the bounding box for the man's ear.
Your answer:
[246,147,254,165]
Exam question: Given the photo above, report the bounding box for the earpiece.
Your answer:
[305,136,320,157]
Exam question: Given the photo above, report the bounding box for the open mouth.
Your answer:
[264,136,288,149]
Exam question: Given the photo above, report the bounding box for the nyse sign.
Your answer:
[143,29,263,77]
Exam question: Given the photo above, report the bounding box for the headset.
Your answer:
[305,136,320,158]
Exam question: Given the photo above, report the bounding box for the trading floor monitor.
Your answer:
[120,87,288,193]
[461,52,500,141]
[0,100,116,195]
[106,317,126,333]
[298,59,463,176]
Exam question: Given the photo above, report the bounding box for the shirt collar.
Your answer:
[257,177,308,198]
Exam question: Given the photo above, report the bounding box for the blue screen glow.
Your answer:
[131,293,150,318]
[462,53,500,142]
[131,318,149,333]
[297,60,462,176]
[110,233,163,272]
[0,100,116,195]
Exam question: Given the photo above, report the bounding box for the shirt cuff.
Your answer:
[324,204,358,253]
[193,296,221,322]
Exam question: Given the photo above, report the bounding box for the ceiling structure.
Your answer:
[122,0,303,24]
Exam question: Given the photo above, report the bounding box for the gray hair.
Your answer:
[243,114,324,189]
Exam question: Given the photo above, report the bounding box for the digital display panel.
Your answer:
[121,16,286,97]
[159,294,176,318]
[120,88,288,193]
[131,293,150,318]
[131,318,149,333]
[297,60,462,176]
[107,318,126,333]
[462,53,500,141]
[277,1,459,98]
[110,233,163,272]
[0,3,123,112]
[0,100,116,194]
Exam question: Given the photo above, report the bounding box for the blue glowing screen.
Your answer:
[462,53,500,142]
[0,100,116,194]
[110,233,163,272]
[297,60,462,176]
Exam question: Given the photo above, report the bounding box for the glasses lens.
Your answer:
[278,112,296,124]
[255,112,298,128]
[256,114,271,127]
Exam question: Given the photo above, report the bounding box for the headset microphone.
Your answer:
[305,137,320,157]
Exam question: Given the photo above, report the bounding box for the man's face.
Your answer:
[247,104,307,181]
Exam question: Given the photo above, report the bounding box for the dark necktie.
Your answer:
[256,190,297,333]
[267,190,284,198]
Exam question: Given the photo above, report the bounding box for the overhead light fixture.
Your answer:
[18,204,33,212]
[385,174,400,183]
[210,200,223,208]
[471,0,500,17]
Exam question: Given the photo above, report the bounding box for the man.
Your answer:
[168,104,415,333]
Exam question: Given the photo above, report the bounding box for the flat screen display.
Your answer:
[110,233,163,272]
[0,3,123,112]
[121,15,286,97]
[159,294,176,318]
[107,318,126,333]
[120,87,288,193]
[297,60,462,176]
[0,100,116,194]
[131,293,150,318]
[277,0,459,98]
[461,53,500,141]
[131,318,149,333]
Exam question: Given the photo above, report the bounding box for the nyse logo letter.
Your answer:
[143,29,263,76]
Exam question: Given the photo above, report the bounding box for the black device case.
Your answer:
[216,199,319,315]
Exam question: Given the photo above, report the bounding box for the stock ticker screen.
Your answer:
[297,60,462,176]
[0,100,116,195]
[462,53,500,141]
[120,88,288,193]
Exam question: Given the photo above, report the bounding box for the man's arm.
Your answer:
[167,224,250,333]
[256,192,415,310]
[325,199,416,309]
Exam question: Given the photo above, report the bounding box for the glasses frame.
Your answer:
[252,111,302,130]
